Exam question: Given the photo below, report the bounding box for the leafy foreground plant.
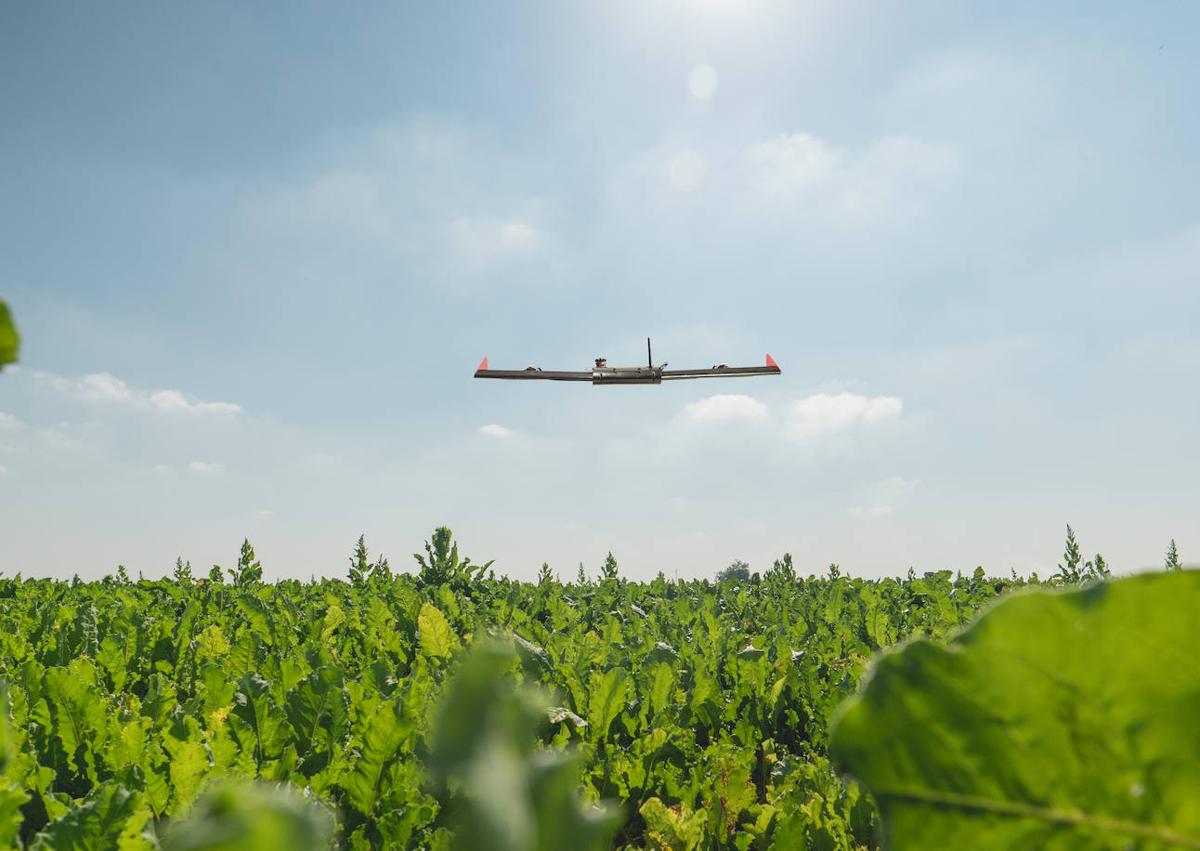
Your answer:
[0,299,18,370]
[425,640,621,851]
[831,571,1200,850]
[160,783,336,851]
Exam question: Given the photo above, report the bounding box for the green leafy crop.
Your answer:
[0,527,1188,848]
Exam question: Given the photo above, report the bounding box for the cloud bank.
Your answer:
[784,393,903,440]
[35,372,241,416]
[677,391,904,444]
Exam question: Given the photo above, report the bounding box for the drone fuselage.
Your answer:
[591,366,663,385]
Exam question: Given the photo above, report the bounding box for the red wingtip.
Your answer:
[766,353,779,369]
[476,356,488,374]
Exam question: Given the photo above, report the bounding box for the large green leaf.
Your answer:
[232,672,286,768]
[0,300,18,369]
[340,697,409,817]
[586,667,629,742]
[285,668,347,762]
[163,717,212,816]
[831,572,1200,850]
[44,660,106,782]
[418,603,460,659]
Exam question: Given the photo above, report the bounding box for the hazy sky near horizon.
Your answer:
[1,2,1197,581]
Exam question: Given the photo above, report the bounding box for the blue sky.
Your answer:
[1,1,1197,580]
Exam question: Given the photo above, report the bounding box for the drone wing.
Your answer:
[661,354,781,380]
[473,357,591,381]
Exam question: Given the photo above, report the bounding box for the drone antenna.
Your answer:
[647,337,652,369]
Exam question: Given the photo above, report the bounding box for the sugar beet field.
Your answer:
[0,527,1196,850]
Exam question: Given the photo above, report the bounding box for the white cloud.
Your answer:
[147,390,241,415]
[680,394,769,424]
[78,372,134,403]
[36,371,241,416]
[451,218,544,258]
[688,64,718,100]
[152,463,174,475]
[0,412,21,430]
[187,461,220,474]
[478,423,516,439]
[672,391,903,447]
[255,508,275,519]
[0,464,7,476]
[785,393,903,440]
[747,133,840,188]
[665,149,707,192]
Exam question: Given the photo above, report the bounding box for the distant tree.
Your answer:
[1166,539,1183,572]
[537,563,555,585]
[173,557,193,584]
[600,552,619,580]
[575,563,587,585]
[716,560,751,583]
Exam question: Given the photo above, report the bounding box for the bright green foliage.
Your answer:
[831,572,1200,850]
[161,782,336,851]
[0,529,1044,847]
[0,300,18,369]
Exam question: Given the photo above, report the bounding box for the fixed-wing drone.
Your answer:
[474,338,780,385]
